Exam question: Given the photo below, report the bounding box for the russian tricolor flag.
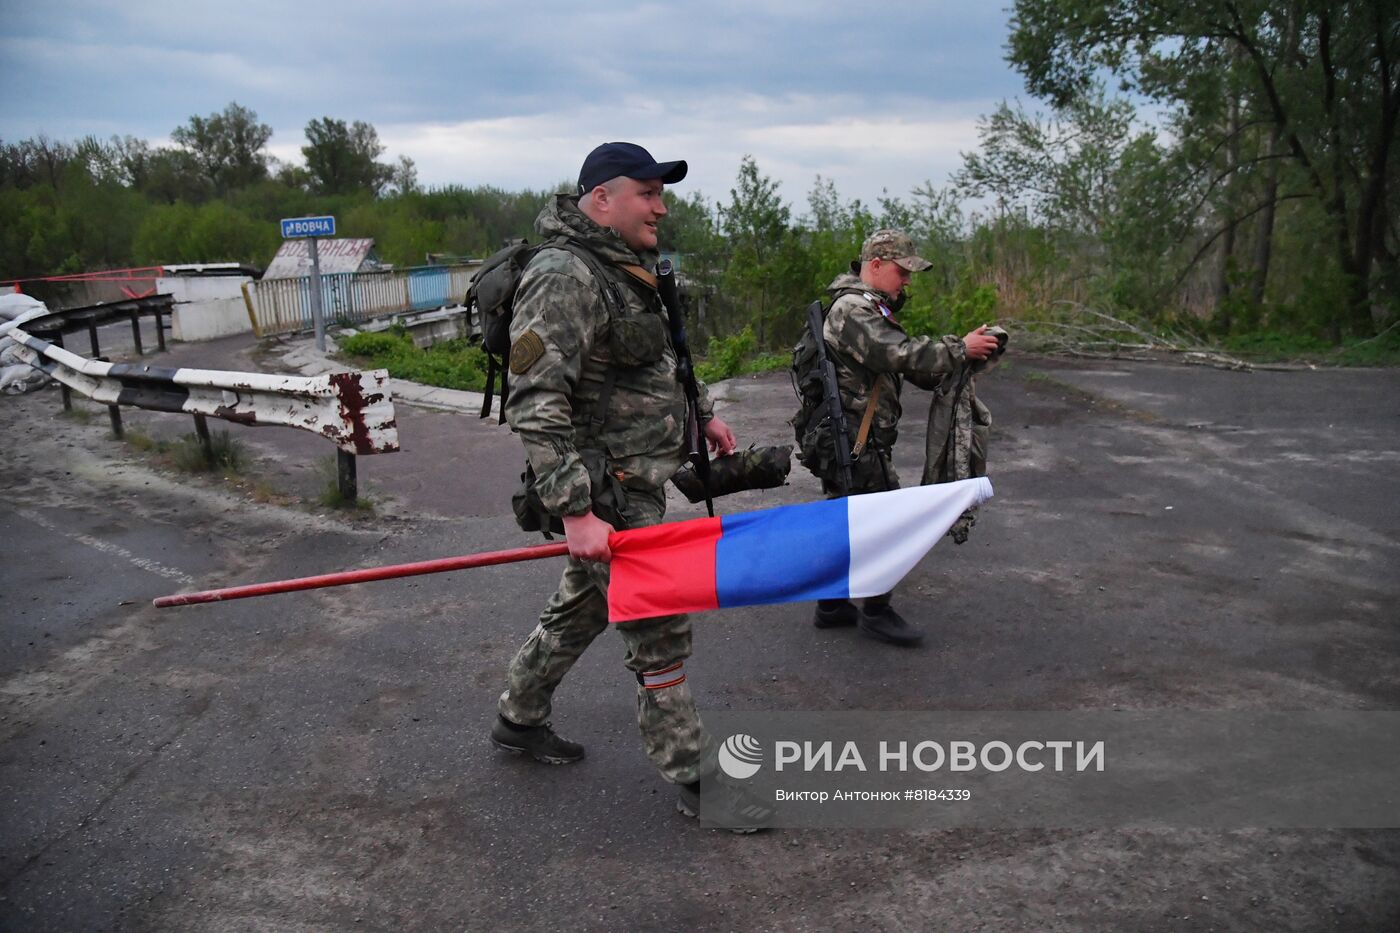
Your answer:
[607,477,993,622]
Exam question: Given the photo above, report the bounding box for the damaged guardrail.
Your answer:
[4,320,398,500]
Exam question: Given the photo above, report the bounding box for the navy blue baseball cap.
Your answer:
[577,142,688,194]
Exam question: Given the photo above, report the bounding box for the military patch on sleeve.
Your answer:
[509,329,547,374]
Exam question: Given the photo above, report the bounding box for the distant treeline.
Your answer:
[3,1,1396,350]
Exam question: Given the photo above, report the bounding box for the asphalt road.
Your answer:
[1,338,1398,931]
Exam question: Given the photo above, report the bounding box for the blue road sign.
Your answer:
[281,216,336,238]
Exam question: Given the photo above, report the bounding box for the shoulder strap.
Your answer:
[829,286,870,304]
[851,381,883,457]
[487,238,623,425]
[618,264,657,289]
[550,237,628,317]
[548,237,632,433]
[823,286,886,458]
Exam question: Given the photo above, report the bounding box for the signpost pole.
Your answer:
[280,215,336,352]
[308,235,326,352]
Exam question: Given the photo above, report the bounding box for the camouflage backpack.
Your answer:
[788,288,866,465]
[465,236,623,422]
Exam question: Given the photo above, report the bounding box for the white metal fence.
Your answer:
[243,264,480,338]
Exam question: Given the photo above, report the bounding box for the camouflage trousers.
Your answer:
[818,444,901,610]
[498,485,715,785]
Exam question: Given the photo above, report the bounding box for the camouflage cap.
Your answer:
[859,229,933,272]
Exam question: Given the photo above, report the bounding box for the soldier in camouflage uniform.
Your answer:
[490,143,770,831]
[805,229,1000,646]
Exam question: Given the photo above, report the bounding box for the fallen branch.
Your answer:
[1009,304,1254,371]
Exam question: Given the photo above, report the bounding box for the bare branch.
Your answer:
[1013,303,1254,370]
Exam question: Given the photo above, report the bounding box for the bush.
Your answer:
[901,282,999,339]
[337,330,407,357]
[695,326,756,382]
[338,329,487,391]
[694,326,788,383]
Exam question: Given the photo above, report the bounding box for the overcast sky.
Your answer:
[0,0,1030,212]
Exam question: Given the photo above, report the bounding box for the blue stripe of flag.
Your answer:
[715,498,851,608]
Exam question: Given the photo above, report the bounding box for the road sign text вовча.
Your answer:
[280,216,336,238]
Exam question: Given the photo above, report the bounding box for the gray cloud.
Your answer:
[1,0,1025,206]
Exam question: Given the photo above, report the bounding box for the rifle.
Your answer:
[806,299,855,494]
[656,259,713,517]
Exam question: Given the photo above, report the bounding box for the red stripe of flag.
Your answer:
[608,516,722,621]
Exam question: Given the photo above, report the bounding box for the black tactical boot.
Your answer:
[858,602,924,647]
[677,776,775,834]
[814,598,858,629]
[490,715,585,764]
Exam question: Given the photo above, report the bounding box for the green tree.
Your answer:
[273,160,313,191]
[0,136,77,190]
[879,182,966,291]
[301,118,393,196]
[140,147,214,203]
[718,156,795,344]
[387,155,419,196]
[132,200,274,265]
[53,163,147,269]
[953,87,1189,314]
[1009,0,1400,337]
[798,175,873,301]
[132,201,196,264]
[170,102,272,194]
[956,90,1150,238]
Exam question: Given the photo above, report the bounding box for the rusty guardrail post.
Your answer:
[337,449,357,502]
[193,413,214,466]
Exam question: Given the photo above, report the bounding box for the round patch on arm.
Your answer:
[509,329,547,374]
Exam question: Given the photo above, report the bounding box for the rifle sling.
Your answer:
[851,380,882,458]
[619,263,658,290]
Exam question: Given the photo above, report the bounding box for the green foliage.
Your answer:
[132,200,276,265]
[695,326,756,382]
[1219,327,1400,367]
[338,329,487,391]
[956,89,1149,239]
[302,117,393,196]
[901,282,1000,340]
[1007,0,1398,338]
[694,326,787,382]
[716,156,795,343]
[2,107,1393,366]
[170,102,272,194]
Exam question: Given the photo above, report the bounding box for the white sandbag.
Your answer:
[0,292,46,321]
[1,361,49,394]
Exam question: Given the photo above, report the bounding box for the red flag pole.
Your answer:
[153,542,569,608]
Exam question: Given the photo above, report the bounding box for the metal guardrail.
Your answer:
[243,264,479,338]
[22,293,174,354]
[5,320,399,500]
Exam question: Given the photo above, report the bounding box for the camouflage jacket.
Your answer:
[504,194,713,517]
[821,273,968,450]
[921,363,992,485]
[921,329,1006,543]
